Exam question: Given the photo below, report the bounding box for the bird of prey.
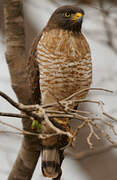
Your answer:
[27,5,92,180]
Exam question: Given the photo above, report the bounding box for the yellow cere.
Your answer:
[72,12,83,21]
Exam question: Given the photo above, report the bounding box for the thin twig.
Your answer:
[0,112,27,118]
[87,122,94,149]
[64,87,113,101]
[42,88,112,109]
[87,122,100,149]
[92,121,117,145]
[0,88,117,150]
[73,121,87,137]
[101,120,117,136]
[103,112,117,123]
[99,100,117,123]
[42,108,73,139]
[0,119,70,140]
[0,119,22,132]
[67,108,94,115]
[0,91,21,110]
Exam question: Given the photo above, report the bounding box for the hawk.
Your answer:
[27,5,92,179]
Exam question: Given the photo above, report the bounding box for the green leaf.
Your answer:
[37,123,42,132]
[32,120,42,132]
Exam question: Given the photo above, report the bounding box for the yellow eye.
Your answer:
[64,12,71,18]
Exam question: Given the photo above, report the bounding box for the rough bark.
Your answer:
[8,136,40,180]
[0,0,4,34]
[3,0,41,179]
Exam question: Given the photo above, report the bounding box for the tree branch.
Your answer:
[1,87,117,151]
[3,0,41,179]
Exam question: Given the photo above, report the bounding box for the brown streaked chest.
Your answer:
[36,29,92,103]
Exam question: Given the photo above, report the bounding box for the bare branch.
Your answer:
[42,108,74,140]
[0,91,21,110]
[0,87,117,152]
[92,121,117,145]
[64,87,113,101]
[103,112,117,123]
[73,121,87,137]
[42,87,112,108]
[87,122,100,149]
[0,119,23,132]
[0,112,27,118]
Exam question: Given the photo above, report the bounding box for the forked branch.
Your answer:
[0,87,117,150]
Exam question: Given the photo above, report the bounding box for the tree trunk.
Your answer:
[3,0,41,179]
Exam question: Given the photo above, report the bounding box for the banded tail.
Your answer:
[41,147,62,178]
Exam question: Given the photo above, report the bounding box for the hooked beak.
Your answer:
[72,12,83,22]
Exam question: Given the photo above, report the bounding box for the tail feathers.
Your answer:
[41,148,61,178]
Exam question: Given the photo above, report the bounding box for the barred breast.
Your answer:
[36,29,92,105]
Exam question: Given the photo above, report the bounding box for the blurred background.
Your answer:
[0,0,117,179]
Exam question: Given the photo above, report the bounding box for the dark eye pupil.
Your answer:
[65,12,70,17]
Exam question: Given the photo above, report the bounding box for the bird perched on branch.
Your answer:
[27,5,92,180]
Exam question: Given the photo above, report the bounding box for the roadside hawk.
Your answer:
[27,5,92,179]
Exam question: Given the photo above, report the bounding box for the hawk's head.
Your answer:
[47,5,84,33]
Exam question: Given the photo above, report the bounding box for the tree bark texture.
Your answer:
[4,0,41,179]
[0,0,4,34]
